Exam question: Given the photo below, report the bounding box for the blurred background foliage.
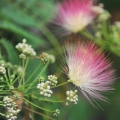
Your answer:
[0,0,120,120]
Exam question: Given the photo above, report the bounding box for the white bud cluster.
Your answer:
[19,53,26,59]
[48,75,58,86]
[37,81,53,97]
[38,76,44,82]
[49,54,56,63]
[9,86,14,90]
[13,94,20,100]
[17,66,23,74]
[53,109,60,116]
[92,3,104,15]
[14,65,24,75]
[16,39,36,57]
[66,90,78,105]
[6,62,12,68]
[95,31,102,39]
[0,77,4,81]
[109,24,120,43]
[6,108,20,120]
[92,3,111,21]
[114,21,120,30]
[3,96,20,120]
[97,10,111,21]
[0,63,6,74]
[39,52,55,64]
[92,6,104,15]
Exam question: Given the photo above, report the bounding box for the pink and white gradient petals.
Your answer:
[54,0,96,35]
[63,40,115,108]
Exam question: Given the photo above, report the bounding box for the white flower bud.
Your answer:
[66,90,78,105]
[37,81,53,97]
[16,39,36,57]
[53,109,60,116]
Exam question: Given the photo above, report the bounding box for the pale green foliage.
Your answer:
[0,0,55,48]
[0,38,19,64]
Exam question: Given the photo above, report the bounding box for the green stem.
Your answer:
[80,30,95,40]
[0,90,10,92]
[101,21,110,40]
[0,113,5,116]
[32,95,66,103]
[19,76,23,86]
[12,76,20,84]
[24,58,29,72]
[0,46,2,58]
[17,82,36,90]
[0,92,9,94]
[19,58,29,86]
[24,98,54,112]
[4,74,10,86]
[23,86,36,91]
[8,68,11,80]
[25,61,42,84]
[0,96,6,97]
[22,59,25,85]
[40,25,60,52]
[24,92,39,96]
[0,85,6,88]
[17,82,39,91]
[0,104,4,106]
[51,81,70,88]
[25,61,50,92]
[23,106,55,120]
[80,30,103,46]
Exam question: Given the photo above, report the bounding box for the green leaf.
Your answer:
[0,38,19,64]
[0,0,55,25]
[1,6,37,27]
[0,20,46,48]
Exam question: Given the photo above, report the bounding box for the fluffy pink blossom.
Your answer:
[62,40,115,108]
[54,0,96,35]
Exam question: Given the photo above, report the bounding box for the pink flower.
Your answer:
[54,0,96,35]
[62,40,115,108]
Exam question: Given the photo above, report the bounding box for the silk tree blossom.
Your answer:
[54,0,96,35]
[62,40,115,108]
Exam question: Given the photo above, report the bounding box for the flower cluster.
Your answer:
[37,81,53,97]
[3,96,21,120]
[63,40,115,107]
[53,109,60,116]
[19,53,26,59]
[16,39,36,57]
[97,9,111,21]
[54,0,96,35]
[0,63,6,74]
[38,76,44,82]
[114,21,120,30]
[93,3,110,22]
[37,75,58,97]
[48,75,58,86]
[0,0,117,118]
[13,65,24,75]
[66,90,78,105]
[13,94,20,100]
[39,52,55,64]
